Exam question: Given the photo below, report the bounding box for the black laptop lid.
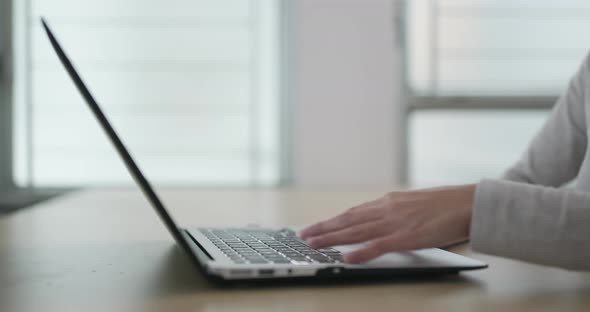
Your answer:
[40,18,191,251]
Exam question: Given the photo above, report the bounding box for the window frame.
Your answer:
[0,0,14,188]
[396,0,556,185]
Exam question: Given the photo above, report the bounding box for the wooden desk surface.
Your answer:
[1,188,589,312]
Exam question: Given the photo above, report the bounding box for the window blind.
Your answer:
[407,0,590,96]
[14,0,281,186]
[406,0,590,186]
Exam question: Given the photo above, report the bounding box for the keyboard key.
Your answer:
[316,258,337,263]
[259,251,280,255]
[264,253,286,258]
[205,228,343,265]
[325,252,342,257]
[238,252,259,256]
[249,260,269,264]
[291,260,312,264]
[271,259,292,264]
[308,255,331,261]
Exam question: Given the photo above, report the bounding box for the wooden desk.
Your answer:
[1,189,589,312]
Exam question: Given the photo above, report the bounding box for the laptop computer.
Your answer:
[41,18,487,281]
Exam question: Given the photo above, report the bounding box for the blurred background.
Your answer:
[1,0,590,210]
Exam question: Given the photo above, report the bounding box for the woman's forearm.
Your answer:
[471,179,590,271]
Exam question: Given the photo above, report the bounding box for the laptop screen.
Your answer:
[40,17,191,251]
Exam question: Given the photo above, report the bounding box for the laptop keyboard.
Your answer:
[200,228,343,265]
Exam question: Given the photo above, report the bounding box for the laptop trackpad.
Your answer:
[332,244,464,268]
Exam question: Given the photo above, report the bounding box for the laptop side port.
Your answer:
[258,269,274,277]
[229,269,253,278]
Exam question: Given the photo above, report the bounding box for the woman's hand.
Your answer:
[299,184,477,264]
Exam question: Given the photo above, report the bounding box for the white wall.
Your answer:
[290,0,402,187]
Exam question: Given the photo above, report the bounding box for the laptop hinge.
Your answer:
[184,230,214,260]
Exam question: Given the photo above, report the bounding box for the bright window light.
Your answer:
[13,0,282,187]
